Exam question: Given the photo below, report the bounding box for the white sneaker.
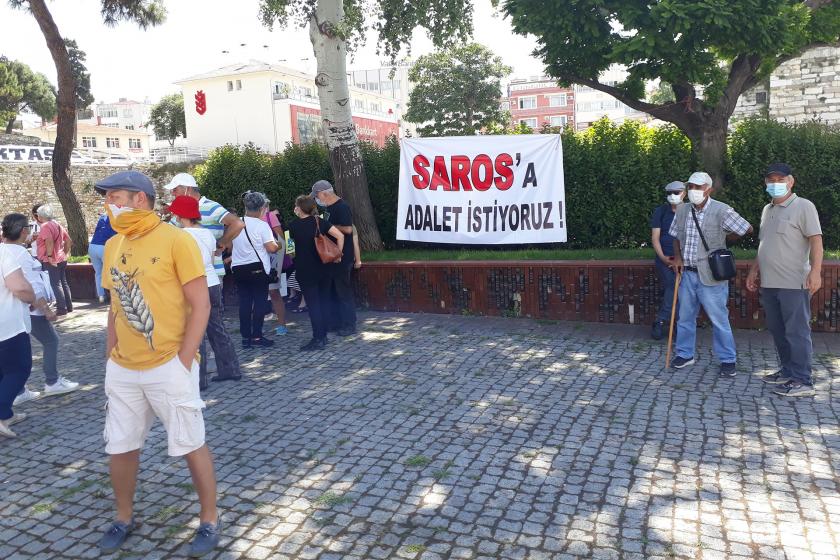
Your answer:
[13,387,41,406]
[98,296,105,304]
[8,412,27,426]
[0,419,16,438]
[44,377,80,396]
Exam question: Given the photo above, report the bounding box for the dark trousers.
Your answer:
[0,332,32,420]
[301,277,332,341]
[43,261,72,313]
[199,284,241,386]
[330,265,356,329]
[655,257,678,323]
[235,273,269,340]
[761,288,813,384]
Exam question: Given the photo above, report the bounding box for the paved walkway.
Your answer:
[1,304,839,560]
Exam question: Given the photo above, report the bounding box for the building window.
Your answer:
[123,108,133,118]
[501,101,510,111]
[354,99,365,110]
[129,138,142,149]
[227,81,233,92]
[236,79,242,90]
[82,136,97,148]
[549,94,568,107]
[98,108,118,118]
[107,123,119,128]
[550,115,568,127]
[755,91,768,104]
[520,118,538,129]
[125,125,134,130]
[106,137,120,148]
[518,96,537,110]
[370,103,380,113]
[273,81,290,97]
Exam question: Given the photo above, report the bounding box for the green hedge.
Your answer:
[193,119,840,249]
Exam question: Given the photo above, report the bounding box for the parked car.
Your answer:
[71,150,97,165]
[100,154,135,166]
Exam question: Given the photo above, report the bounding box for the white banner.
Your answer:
[396,134,566,244]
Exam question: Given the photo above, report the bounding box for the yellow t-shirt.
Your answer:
[102,223,206,370]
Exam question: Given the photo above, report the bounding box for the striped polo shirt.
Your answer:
[199,196,230,277]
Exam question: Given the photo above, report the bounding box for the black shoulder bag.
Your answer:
[691,207,736,281]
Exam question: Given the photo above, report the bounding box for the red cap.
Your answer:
[169,195,200,220]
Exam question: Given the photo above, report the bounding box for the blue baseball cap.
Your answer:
[765,163,792,177]
[95,170,156,198]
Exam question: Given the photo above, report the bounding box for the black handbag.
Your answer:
[235,222,279,283]
[691,207,736,281]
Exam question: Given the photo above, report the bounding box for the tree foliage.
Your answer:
[64,39,94,110]
[405,43,511,136]
[148,93,186,146]
[0,57,56,132]
[258,0,474,59]
[497,0,840,185]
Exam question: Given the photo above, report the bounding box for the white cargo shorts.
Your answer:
[103,355,206,457]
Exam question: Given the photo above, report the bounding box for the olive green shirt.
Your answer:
[756,194,822,289]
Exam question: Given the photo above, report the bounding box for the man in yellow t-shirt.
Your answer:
[94,170,219,557]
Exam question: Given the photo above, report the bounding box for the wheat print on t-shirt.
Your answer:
[110,267,155,350]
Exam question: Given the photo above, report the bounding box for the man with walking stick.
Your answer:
[651,181,685,340]
[668,172,752,378]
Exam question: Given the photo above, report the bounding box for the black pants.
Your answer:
[234,272,269,340]
[300,277,332,341]
[43,261,73,313]
[330,265,356,330]
[0,332,32,421]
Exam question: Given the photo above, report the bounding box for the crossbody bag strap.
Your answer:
[690,207,710,252]
[241,220,268,270]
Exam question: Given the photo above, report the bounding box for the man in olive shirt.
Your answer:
[747,163,823,398]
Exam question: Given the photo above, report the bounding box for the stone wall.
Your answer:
[733,45,840,124]
[0,132,46,146]
[0,163,178,235]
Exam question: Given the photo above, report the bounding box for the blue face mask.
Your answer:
[766,182,788,198]
[315,197,326,207]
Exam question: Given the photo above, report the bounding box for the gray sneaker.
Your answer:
[99,519,135,553]
[189,520,221,557]
[773,380,815,398]
[762,370,791,385]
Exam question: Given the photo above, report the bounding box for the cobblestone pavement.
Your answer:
[1,303,839,560]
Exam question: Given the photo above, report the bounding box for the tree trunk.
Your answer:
[28,0,89,256]
[687,120,729,189]
[309,0,383,251]
[5,116,16,134]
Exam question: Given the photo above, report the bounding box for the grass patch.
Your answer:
[314,491,353,508]
[152,505,182,522]
[241,414,258,423]
[31,502,55,515]
[432,461,455,480]
[405,455,432,468]
[175,483,194,492]
[404,544,426,554]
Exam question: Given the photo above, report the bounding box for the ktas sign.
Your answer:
[0,145,54,162]
[397,135,566,244]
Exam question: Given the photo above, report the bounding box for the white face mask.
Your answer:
[667,194,682,205]
[108,204,136,219]
[687,189,706,205]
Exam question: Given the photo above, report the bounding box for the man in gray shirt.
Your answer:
[747,163,824,397]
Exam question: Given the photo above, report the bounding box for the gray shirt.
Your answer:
[756,194,822,289]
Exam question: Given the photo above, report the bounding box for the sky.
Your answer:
[1,0,546,105]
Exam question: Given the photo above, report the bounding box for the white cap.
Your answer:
[163,172,198,191]
[687,172,712,187]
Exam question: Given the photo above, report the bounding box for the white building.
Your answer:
[574,66,652,130]
[175,61,401,154]
[94,98,153,132]
[21,122,152,161]
[348,61,416,136]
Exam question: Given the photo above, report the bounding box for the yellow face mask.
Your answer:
[106,203,161,239]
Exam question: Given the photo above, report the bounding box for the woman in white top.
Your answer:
[231,192,279,348]
[0,213,38,438]
[6,217,80,405]
[169,195,243,390]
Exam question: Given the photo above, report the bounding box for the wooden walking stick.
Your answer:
[665,271,682,368]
